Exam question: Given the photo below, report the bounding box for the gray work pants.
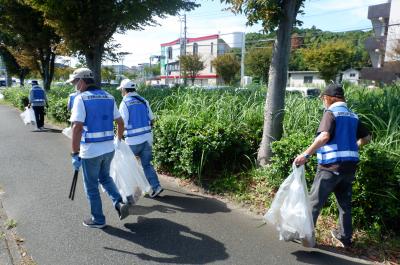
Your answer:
[309,168,354,243]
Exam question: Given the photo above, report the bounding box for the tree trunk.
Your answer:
[6,70,12,87]
[257,0,299,166]
[19,72,24,86]
[85,44,103,86]
[37,48,55,91]
[19,68,28,86]
[42,51,56,90]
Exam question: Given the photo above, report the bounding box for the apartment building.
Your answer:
[361,0,400,84]
[159,33,243,86]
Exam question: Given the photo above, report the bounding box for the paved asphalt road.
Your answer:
[0,104,371,265]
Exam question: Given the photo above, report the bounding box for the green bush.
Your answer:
[267,132,316,189]
[47,96,69,123]
[353,143,400,233]
[2,87,30,110]
[152,87,263,178]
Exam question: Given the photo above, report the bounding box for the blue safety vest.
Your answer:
[316,105,359,165]
[123,95,151,138]
[80,88,115,143]
[31,86,45,104]
[68,92,79,111]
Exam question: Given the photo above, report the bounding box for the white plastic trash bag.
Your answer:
[20,107,36,125]
[264,164,315,247]
[110,140,151,203]
[62,126,72,139]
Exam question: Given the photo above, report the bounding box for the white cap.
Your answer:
[117,79,136,90]
[67,68,94,83]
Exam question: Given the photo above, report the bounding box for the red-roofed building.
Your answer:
[160,33,243,86]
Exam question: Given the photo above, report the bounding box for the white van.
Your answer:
[286,87,321,98]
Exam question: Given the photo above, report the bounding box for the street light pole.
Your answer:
[117,51,131,81]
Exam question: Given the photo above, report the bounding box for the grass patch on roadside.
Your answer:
[4,219,17,230]
[208,170,400,264]
[0,231,5,240]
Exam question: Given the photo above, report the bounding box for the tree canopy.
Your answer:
[302,40,356,82]
[212,54,240,85]
[222,0,304,32]
[179,54,205,85]
[245,46,272,84]
[27,0,199,84]
[0,0,62,89]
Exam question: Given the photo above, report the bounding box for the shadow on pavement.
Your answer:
[128,204,180,215]
[292,250,369,265]
[31,128,62,133]
[151,190,231,214]
[103,216,229,264]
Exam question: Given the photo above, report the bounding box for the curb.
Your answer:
[0,197,22,265]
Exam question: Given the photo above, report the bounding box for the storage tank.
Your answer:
[221,32,244,49]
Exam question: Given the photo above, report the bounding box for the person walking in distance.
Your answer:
[28,80,47,130]
[68,68,129,228]
[117,79,163,198]
[294,84,371,248]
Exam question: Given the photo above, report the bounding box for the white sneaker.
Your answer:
[149,186,163,198]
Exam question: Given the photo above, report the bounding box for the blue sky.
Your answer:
[106,0,385,66]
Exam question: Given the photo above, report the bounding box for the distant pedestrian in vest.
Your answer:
[117,79,163,198]
[294,84,371,248]
[28,80,47,130]
[68,68,129,229]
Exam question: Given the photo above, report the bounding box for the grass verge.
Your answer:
[207,172,400,265]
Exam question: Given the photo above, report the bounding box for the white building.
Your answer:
[384,0,400,62]
[159,33,243,86]
[287,71,326,87]
[341,68,360,84]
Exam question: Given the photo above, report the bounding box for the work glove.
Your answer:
[71,153,81,170]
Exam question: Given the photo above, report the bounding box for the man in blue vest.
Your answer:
[294,84,371,248]
[28,80,47,130]
[117,79,163,198]
[68,68,129,229]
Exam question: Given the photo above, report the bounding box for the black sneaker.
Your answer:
[331,229,352,248]
[126,195,136,205]
[82,218,106,229]
[150,186,164,198]
[115,202,129,220]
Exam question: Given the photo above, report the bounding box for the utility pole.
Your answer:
[240,32,245,87]
[184,14,187,56]
[183,13,187,86]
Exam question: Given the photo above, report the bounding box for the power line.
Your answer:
[301,5,367,18]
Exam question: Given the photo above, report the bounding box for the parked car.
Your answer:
[0,80,6,87]
[286,87,321,98]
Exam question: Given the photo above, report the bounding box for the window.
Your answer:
[193,43,198,55]
[211,42,214,55]
[167,47,172,60]
[304,76,313,83]
[350,73,356,77]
